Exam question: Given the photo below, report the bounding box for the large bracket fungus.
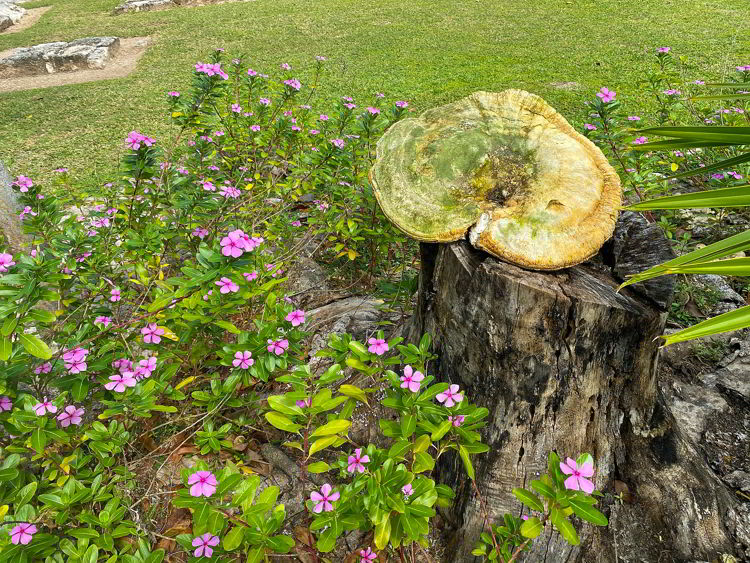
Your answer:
[370,90,622,270]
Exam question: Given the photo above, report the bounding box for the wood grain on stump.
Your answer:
[410,213,744,561]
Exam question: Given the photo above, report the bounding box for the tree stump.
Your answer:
[410,213,746,561]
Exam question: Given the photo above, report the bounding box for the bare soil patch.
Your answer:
[0,36,150,93]
[1,5,50,34]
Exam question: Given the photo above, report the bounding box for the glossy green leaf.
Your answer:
[310,419,351,437]
[520,516,543,539]
[568,497,608,526]
[264,412,301,433]
[627,184,750,211]
[309,435,338,456]
[512,488,544,513]
[19,333,53,359]
[662,305,750,345]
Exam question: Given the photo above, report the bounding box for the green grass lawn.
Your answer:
[1,0,749,186]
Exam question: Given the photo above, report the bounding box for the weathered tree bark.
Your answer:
[410,213,746,561]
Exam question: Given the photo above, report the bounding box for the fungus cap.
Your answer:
[369,90,621,270]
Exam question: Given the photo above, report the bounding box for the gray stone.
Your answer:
[285,257,329,308]
[668,380,728,445]
[723,470,750,493]
[0,1,25,31]
[0,37,120,78]
[693,274,747,317]
[113,0,175,13]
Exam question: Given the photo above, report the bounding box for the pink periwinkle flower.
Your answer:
[125,131,155,150]
[233,351,254,369]
[192,227,209,239]
[215,277,239,294]
[139,356,157,375]
[188,470,218,497]
[402,483,413,497]
[316,55,326,62]
[663,89,681,96]
[627,116,641,121]
[560,457,596,494]
[395,101,409,108]
[168,91,180,97]
[291,219,302,227]
[596,87,616,103]
[192,533,220,558]
[296,397,311,408]
[0,253,15,273]
[319,114,329,121]
[110,288,121,302]
[583,123,596,131]
[10,523,37,545]
[658,46,671,53]
[14,175,33,192]
[34,399,57,417]
[220,185,241,199]
[95,315,112,327]
[712,173,725,180]
[436,384,463,407]
[331,138,345,149]
[259,97,271,106]
[359,547,377,562]
[400,365,424,392]
[141,323,165,344]
[310,483,339,513]
[281,62,291,70]
[284,78,302,91]
[449,414,465,427]
[0,396,11,411]
[19,206,37,221]
[344,103,356,110]
[57,405,84,428]
[367,106,380,115]
[286,309,305,326]
[105,372,137,393]
[347,448,370,473]
[632,136,648,145]
[243,271,258,281]
[201,180,216,192]
[367,337,388,356]
[231,103,242,113]
[694,80,705,85]
[267,339,289,355]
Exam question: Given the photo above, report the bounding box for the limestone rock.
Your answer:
[0,1,25,32]
[0,37,120,78]
[113,0,175,13]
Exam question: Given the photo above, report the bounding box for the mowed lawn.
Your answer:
[1,0,749,185]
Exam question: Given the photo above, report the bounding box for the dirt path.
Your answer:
[1,6,51,35]
[0,36,150,93]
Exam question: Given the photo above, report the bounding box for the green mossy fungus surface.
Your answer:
[0,0,749,186]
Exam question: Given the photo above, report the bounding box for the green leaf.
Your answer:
[213,320,241,334]
[308,435,338,456]
[431,420,453,441]
[550,512,579,546]
[662,305,750,345]
[620,229,750,288]
[144,551,165,563]
[307,461,331,473]
[0,467,19,482]
[530,479,555,499]
[83,545,99,563]
[374,515,392,550]
[0,336,10,361]
[520,516,544,539]
[310,419,351,437]
[19,333,53,359]
[568,497,608,526]
[413,451,435,473]
[264,412,301,433]
[266,534,295,553]
[31,428,46,453]
[458,445,474,479]
[627,184,750,211]
[512,488,544,513]
[246,547,265,563]
[14,482,37,509]
[68,528,100,540]
[1,316,17,336]
[338,384,368,404]
[401,414,416,439]
[222,525,244,551]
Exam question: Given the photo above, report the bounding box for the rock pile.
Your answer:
[0,0,25,32]
[0,37,120,78]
